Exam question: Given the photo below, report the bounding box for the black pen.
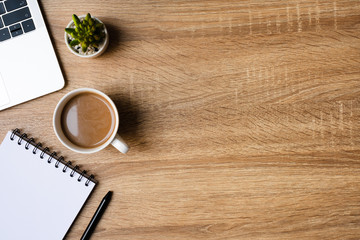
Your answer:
[81,191,113,240]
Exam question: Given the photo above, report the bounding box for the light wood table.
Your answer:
[1,0,359,239]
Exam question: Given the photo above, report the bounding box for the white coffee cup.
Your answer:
[53,88,129,154]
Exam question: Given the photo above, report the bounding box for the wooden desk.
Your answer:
[1,0,359,239]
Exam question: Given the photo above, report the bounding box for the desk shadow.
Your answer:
[111,96,148,151]
[101,21,127,56]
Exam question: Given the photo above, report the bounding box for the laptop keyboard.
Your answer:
[0,0,35,42]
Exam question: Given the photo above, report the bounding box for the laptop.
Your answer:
[0,0,64,111]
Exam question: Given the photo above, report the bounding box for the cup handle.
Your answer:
[111,133,129,154]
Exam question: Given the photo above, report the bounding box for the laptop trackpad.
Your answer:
[0,73,10,107]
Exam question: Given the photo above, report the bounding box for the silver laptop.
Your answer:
[0,0,64,111]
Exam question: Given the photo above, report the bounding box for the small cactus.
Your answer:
[65,13,105,53]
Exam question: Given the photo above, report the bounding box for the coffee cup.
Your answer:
[53,88,129,154]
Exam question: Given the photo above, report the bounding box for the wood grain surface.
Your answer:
[1,0,360,239]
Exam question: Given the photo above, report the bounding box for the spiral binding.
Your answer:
[10,128,97,186]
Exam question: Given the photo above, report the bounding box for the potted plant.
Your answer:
[65,13,109,58]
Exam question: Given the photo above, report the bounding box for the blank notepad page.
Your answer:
[0,131,96,240]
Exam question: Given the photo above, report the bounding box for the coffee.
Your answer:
[60,92,116,148]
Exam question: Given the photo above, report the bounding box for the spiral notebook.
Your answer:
[0,129,97,240]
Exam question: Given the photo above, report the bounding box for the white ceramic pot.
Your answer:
[64,15,109,58]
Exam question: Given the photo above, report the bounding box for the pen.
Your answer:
[81,191,113,240]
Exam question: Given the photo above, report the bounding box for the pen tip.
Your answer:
[106,191,113,198]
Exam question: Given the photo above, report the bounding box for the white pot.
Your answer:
[64,15,109,58]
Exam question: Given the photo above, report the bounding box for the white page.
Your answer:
[0,131,96,239]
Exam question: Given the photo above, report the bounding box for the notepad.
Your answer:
[0,129,97,239]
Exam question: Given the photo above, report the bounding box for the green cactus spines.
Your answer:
[72,14,81,27]
[69,39,80,46]
[65,28,74,34]
[81,42,88,52]
[85,13,91,22]
[65,13,105,53]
